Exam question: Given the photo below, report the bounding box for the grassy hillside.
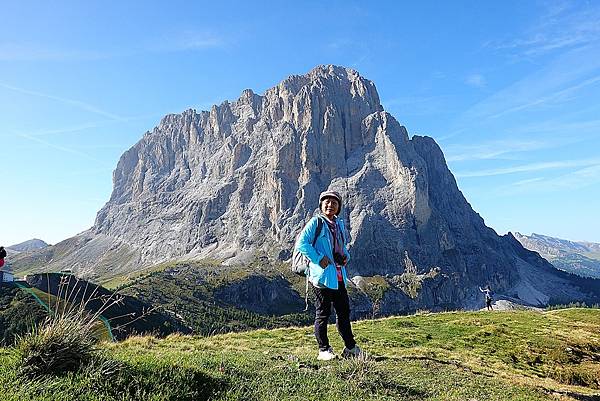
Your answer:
[0,285,47,345]
[0,274,192,345]
[1,309,599,400]
[111,261,315,335]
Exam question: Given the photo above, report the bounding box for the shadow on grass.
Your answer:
[551,392,600,401]
[17,355,228,401]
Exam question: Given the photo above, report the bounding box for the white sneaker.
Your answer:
[317,347,337,361]
[342,345,365,359]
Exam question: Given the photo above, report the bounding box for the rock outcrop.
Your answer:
[16,65,600,311]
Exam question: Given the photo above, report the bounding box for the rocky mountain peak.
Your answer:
[28,65,599,311]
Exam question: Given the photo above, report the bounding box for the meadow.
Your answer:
[0,308,598,400]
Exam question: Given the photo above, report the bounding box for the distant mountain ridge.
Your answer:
[514,232,600,279]
[7,239,49,253]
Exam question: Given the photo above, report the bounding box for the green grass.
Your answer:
[1,308,599,400]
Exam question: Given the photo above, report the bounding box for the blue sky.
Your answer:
[1,0,599,246]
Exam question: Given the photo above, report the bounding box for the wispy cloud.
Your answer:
[0,43,110,61]
[383,95,454,117]
[448,3,600,140]
[1,28,226,62]
[0,82,125,121]
[19,133,105,164]
[326,39,354,50]
[499,164,600,195]
[149,30,226,52]
[11,112,163,138]
[487,73,600,119]
[455,158,600,178]
[508,116,600,137]
[465,74,486,88]
[491,2,600,58]
[14,122,111,137]
[445,139,549,162]
[511,177,545,186]
[454,44,600,129]
[445,121,600,161]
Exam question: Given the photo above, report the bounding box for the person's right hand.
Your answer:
[319,255,331,268]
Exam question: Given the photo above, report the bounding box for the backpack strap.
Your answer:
[304,275,310,311]
[305,217,323,311]
[313,217,323,245]
[338,220,346,245]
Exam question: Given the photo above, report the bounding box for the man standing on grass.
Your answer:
[479,285,493,311]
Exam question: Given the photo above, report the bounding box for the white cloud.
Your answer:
[383,95,455,117]
[326,39,354,50]
[444,122,600,162]
[455,158,600,178]
[0,43,109,61]
[497,164,600,195]
[445,139,548,162]
[492,3,600,58]
[455,44,600,128]
[511,177,545,186]
[465,74,486,88]
[19,133,104,164]
[15,122,111,137]
[450,4,600,139]
[0,29,226,62]
[0,82,125,121]
[149,30,226,52]
[487,73,600,120]
[11,113,163,138]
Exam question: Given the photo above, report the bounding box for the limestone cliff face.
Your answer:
[95,66,383,263]
[25,65,599,310]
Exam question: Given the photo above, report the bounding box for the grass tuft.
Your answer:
[16,275,128,376]
[17,314,100,376]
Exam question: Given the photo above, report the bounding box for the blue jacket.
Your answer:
[295,214,351,290]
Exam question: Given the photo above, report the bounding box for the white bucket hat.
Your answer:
[319,190,343,215]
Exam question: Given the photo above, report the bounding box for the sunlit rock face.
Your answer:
[29,65,599,311]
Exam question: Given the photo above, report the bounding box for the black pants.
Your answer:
[311,281,356,351]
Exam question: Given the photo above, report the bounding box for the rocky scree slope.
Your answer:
[17,65,600,312]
